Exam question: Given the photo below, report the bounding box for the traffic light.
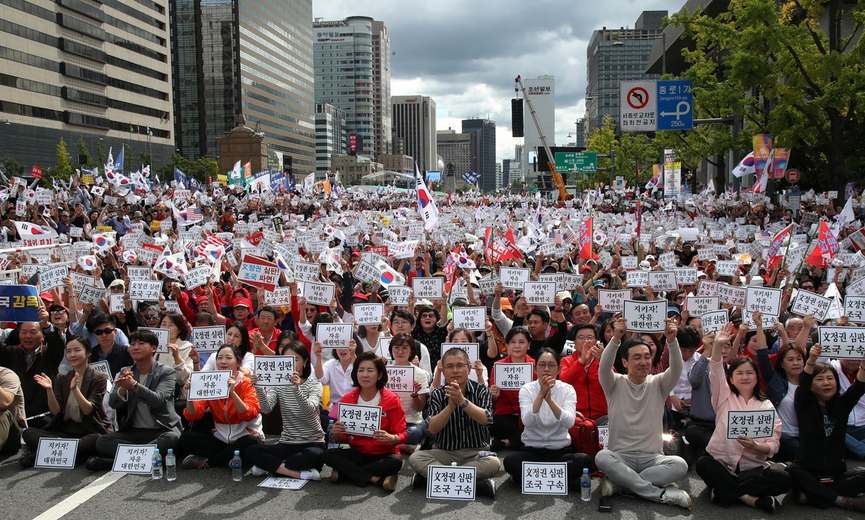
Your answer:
[511,98,524,137]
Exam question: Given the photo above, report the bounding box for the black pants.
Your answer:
[0,410,21,455]
[322,447,402,486]
[787,463,865,508]
[178,430,260,468]
[684,419,714,458]
[503,446,592,486]
[94,428,180,458]
[23,428,100,464]
[490,414,522,449]
[696,455,792,506]
[773,434,799,463]
[244,442,325,474]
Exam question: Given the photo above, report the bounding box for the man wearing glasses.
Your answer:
[408,347,502,498]
[85,314,132,377]
[560,323,608,423]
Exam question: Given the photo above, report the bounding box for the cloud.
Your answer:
[313,0,681,161]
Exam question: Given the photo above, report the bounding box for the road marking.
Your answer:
[32,471,125,520]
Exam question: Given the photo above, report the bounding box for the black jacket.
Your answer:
[0,328,65,417]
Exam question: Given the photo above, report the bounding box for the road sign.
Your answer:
[657,80,693,131]
[554,151,597,173]
[620,80,656,132]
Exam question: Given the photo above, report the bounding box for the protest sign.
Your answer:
[129,280,162,301]
[387,285,411,305]
[412,277,444,299]
[139,327,169,353]
[112,445,154,474]
[264,287,292,306]
[626,271,649,288]
[452,306,486,331]
[426,465,476,501]
[726,410,776,439]
[304,281,335,306]
[817,326,865,358]
[237,255,280,292]
[493,363,533,390]
[257,477,308,490]
[127,266,152,281]
[844,295,865,323]
[521,462,568,496]
[292,261,320,283]
[648,271,677,291]
[254,356,295,386]
[34,438,78,469]
[701,310,729,334]
[790,289,831,321]
[338,403,381,437]
[523,281,556,305]
[316,323,353,350]
[598,289,630,313]
[499,267,529,290]
[440,342,479,364]
[188,370,231,401]
[745,287,783,316]
[717,283,746,306]
[109,294,124,314]
[623,300,666,333]
[38,265,68,292]
[191,326,225,353]
[0,285,41,322]
[89,360,112,379]
[686,297,720,317]
[184,266,211,290]
[352,303,384,326]
[385,366,415,393]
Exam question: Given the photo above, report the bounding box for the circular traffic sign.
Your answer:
[626,87,649,110]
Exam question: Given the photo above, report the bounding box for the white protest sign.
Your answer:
[716,261,738,277]
[112,444,154,474]
[109,294,124,314]
[844,295,865,324]
[648,271,677,291]
[718,283,746,306]
[701,310,729,334]
[791,289,831,322]
[847,276,865,297]
[745,287,783,316]
[686,297,720,317]
[387,285,411,306]
[257,477,308,490]
[726,410,776,439]
[620,256,638,270]
[412,277,444,299]
[441,342,479,364]
[499,267,530,290]
[659,252,678,270]
[674,268,699,286]
[316,323,353,350]
[139,327,170,353]
[598,289,630,313]
[452,306,486,331]
[623,300,666,333]
[164,300,180,314]
[338,403,381,437]
[352,259,378,284]
[626,270,649,288]
[477,275,498,295]
[426,465,476,501]
[34,438,78,469]
[254,355,295,387]
[817,326,865,358]
[304,281,335,306]
[184,266,211,290]
[129,280,162,301]
[352,303,384,326]
[39,265,68,292]
[697,280,719,297]
[741,311,779,330]
[264,287,292,306]
[127,266,152,281]
[523,281,556,305]
[385,365,415,393]
[494,362,533,390]
[521,462,568,496]
[375,337,392,359]
[188,370,231,401]
[191,326,225,353]
[78,284,105,305]
[292,260,320,283]
[89,360,112,379]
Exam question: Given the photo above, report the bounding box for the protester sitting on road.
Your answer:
[180,344,261,469]
[386,333,429,445]
[0,366,25,457]
[408,347,503,498]
[323,351,406,491]
[830,356,865,460]
[685,326,736,458]
[595,317,692,510]
[560,323,608,423]
[87,329,181,470]
[503,348,590,487]
[430,328,488,388]
[19,336,110,468]
[77,313,132,379]
[489,326,535,450]
[202,323,253,371]
[695,318,791,513]
[787,344,865,512]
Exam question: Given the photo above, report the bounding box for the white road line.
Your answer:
[32,471,125,520]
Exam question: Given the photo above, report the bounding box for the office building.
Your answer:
[331,153,380,185]
[392,95,436,172]
[585,10,666,133]
[171,0,315,173]
[379,153,413,173]
[462,118,496,193]
[437,128,471,192]
[313,16,391,160]
[0,0,175,168]
[315,103,346,172]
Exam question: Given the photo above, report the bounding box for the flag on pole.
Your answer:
[752,170,768,193]
[228,161,243,186]
[766,223,795,271]
[578,217,593,260]
[114,145,125,173]
[174,168,188,188]
[805,221,840,268]
[415,163,439,231]
[731,152,756,178]
[833,196,855,236]
[767,148,790,179]
[463,171,480,185]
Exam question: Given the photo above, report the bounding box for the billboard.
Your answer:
[521,76,555,182]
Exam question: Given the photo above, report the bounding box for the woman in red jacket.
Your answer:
[560,323,608,422]
[323,351,406,491]
[179,344,262,469]
[489,327,535,450]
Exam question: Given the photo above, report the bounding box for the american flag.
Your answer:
[176,206,204,226]
[195,233,231,258]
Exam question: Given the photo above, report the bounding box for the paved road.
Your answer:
[1,452,862,520]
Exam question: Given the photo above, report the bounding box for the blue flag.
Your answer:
[114,145,124,173]
[174,168,188,187]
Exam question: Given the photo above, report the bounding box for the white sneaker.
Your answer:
[299,469,321,481]
[250,465,268,477]
[599,477,618,497]
[659,487,693,510]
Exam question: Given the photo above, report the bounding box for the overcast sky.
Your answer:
[313,0,682,163]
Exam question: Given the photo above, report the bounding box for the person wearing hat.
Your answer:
[412,300,448,368]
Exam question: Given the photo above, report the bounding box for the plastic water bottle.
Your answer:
[580,467,591,502]
[151,448,163,480]
[229,450,243,482]
[165,449,176,482]
[327,419,339,449]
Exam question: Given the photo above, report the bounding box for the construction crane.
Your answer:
[514,75,571,201]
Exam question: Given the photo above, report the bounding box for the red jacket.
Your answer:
[330,387,406,456]
[560,353,608,420]
[490,355,534,416]
[249,327,282,355]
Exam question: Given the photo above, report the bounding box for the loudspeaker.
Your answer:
[511,98,524,137]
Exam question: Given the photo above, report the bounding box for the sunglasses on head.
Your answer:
[94,328,115,336]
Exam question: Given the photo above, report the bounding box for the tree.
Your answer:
[75,137,94,169]
[670,0,865,189]
[54,137,74,180]
[585,116,661,186]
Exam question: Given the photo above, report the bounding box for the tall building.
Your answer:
[575,118,587,148]
[495,162,503,191]
[462,118,496,193]
[437,128,471,192]
[313,16,391,160]
[315,103,346,173]
[392,95,436,172]
[502,159,512,189]
[171,0,315,173]
[0,0,174,168]
[585,10,666,133]
[519,75,555,188]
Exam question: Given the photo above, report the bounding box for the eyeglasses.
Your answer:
[537,362,558,369]
[94,328,115,336]
[575,336,596,341]
[50,309,67,314]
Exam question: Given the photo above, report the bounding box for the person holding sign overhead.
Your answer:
[787,344,865,512]
[695,317,790,513]
[503,348,590,487]
[323,351,406,492]
[18,336,110,468]
[489,327,535,450]
[179,344,262,469]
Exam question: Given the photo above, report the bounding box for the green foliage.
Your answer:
[585,116,662,186]
[53,137,74,180]
[76,137,95,168]
[158,153,219,184]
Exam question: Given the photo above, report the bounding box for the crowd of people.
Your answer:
[0,171,864,513]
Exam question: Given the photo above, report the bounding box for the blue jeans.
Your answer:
[845,424,865,459]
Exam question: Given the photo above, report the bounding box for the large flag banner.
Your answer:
[415,164,439,231]
[766,223,795,271]
[732,152,756,178]
[767,148,790,179]
[228,161,243,187]
[578,217,593,260]
[806,221,840,268]
[0,285,41,322]
[114,145,125,173]
[752,134,772,175]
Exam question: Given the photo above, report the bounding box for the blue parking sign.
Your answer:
[657,80,693,131]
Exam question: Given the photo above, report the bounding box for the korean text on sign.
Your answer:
[726,410,775,439]
[34,438,78,469]
[191,326,225,353]
[386,366,415,393]
[254,355,295,387]
[112,444,154,474]
[426,465,476,501]
[440,342,479,364]
[598,289,630,313]
[623,300,666,333]
[494,363,533,390]
[452,306,486,331]
[412,277,444,299]
[818,326,865,359]
[188,371,231,401]
[521,462,568,496]
[338,403,381,437]
[316,323,353,350]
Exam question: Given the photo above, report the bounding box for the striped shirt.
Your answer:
[256,376,324,444]
[424,379,493,451]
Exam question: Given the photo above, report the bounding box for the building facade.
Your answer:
[0,0,175,169]
[313,16,391,160]
[585,10,666,133]
[315,102,346,172]
[462,118,496,193]
[331,153,380,185]
[379,153,413,173]
[436,128,471,192]
[392,95,436,172]
[171,0,315,173]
